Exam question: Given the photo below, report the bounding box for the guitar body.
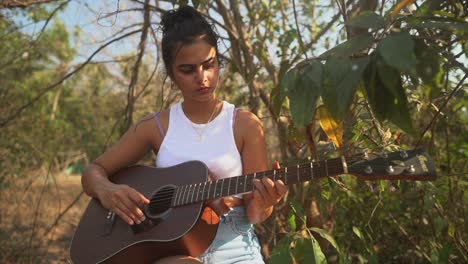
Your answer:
[70,161,220,264]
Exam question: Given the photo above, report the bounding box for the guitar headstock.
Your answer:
[347,149,437,181]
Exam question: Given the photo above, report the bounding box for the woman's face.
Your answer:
[171,38,220,103]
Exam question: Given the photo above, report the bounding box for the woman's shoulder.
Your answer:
[234,109,263,131]
[133,108,171,145]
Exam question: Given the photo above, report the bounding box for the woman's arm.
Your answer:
[235,111,288,224]
[81,114,165,225]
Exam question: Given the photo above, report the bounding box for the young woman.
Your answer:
[81,5,287,264]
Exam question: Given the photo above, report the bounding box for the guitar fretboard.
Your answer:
[171,157,345,207]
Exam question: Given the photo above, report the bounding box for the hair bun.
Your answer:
[161,6,203,35]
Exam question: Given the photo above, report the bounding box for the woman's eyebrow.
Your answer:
[178,57,215,68]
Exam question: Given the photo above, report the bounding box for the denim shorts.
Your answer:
[198,207,265,264]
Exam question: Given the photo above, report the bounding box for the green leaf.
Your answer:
[273,60,293,114]
[280,67,298,100]
[293,237,326,264]
[376,59,401,98]
[322,56,370,120]
[406,17,468,33]
[378,32,417,73]
[319,33,374,59]
[270,235,294,264]
[290,199,305,220]
[287,61,323,127]
[288,210,297,232]
[353,226,363,240]
[364,56,415,135]
[415,0,444,16]
[464,42,468,57]
[438,243,454,263]
[348,11,385,30]
[310,227,342,255]
[414,39,444,98]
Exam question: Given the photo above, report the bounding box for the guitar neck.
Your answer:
[172,157,346,207]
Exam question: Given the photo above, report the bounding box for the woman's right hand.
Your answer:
[97,183,150,225]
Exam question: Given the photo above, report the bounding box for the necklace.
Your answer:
[185,100,219,141]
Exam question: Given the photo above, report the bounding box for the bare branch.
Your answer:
[292,0,308,59]
[135,24,160,102]
[416,73,468,148]
[0,0,71,70]
[0,0,57,9]
[121,0,151,133]
[0,29,142,128]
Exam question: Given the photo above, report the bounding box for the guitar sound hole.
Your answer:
[146,186,175,218]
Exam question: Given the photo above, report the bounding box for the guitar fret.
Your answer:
[188,184,193,203]
[227,177,232,196]
[235,176,239,195]
[220,178,225,197]
[213,180,218,198]
[189,185,195,203]
[181,185,186,205]
[186,184,192,204]
[181,185,187,205]
[273,169,276,181]
[195,183,200,202]
[243,175,247,193]
[201,182,206,201]
[189,184,194,204]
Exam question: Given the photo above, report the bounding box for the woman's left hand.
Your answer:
[252,161,288,208]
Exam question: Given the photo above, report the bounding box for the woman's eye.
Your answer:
[180,67,194,74]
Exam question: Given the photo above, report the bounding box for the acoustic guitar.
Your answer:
[69,149,436,263]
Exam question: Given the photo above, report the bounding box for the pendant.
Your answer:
[197,135,202,141]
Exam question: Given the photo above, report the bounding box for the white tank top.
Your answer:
[155,101,243,185]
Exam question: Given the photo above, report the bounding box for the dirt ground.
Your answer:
[0,172,90,263]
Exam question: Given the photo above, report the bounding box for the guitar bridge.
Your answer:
[131,217,157,234]
[101,210,116,237]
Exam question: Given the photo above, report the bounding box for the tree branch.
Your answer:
[121,0,151,133]
[0,29,142,128]
[415,73,468,148]
[0,0,57,9]
[0,0,71,71]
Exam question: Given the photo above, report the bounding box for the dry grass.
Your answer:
[0,170,89,264]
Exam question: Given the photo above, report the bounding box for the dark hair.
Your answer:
[160,5,220,77]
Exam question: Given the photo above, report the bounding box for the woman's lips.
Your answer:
[197,86,211,93]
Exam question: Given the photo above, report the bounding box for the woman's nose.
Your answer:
[195,67,207,83]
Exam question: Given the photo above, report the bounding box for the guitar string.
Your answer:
[148,153,419,202]
[147,161,416,203]
[147,159,347,207]
[146,158,421,208]
[145,152,423,210]
[147,162,417,206]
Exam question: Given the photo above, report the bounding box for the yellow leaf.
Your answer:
[391,0,416,17]
[317,105,343,150]
[448,222,455,238]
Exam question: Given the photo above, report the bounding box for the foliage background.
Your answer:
[0,0,466,263]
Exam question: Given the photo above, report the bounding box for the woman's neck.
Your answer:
[182,98,221,124]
